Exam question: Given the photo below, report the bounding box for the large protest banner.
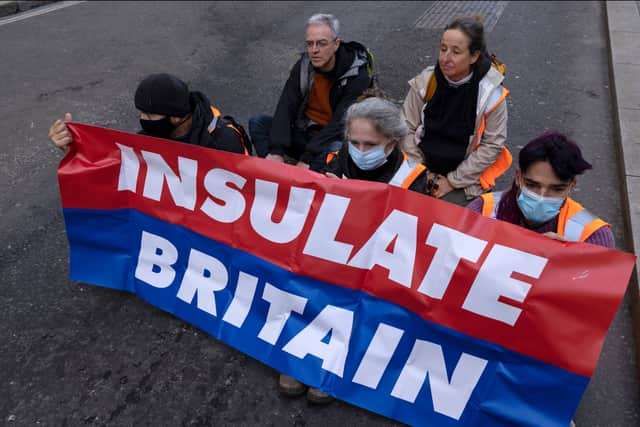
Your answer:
[57,123,635,427]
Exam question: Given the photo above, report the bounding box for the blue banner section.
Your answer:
[64,208,588,427]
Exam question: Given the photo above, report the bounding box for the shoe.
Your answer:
[306,387,334,405]
[278,374,307,397]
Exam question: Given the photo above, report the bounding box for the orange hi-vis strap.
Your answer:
[480,192,501,218]
[389,152,426,189]
[325,151,338,164]
[207,106,249,156]
[556,198,610,242]
[475,87,511,190]
[482,192,608,242]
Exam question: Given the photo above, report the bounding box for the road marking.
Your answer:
[0,1,85,27]
[414,1,508,32]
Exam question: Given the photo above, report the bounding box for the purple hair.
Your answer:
[497,131,592,224]
[518,131,592,181]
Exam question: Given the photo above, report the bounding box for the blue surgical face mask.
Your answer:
[348,143,389,170]
[516,185,565,224]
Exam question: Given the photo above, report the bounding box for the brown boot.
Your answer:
[278,374,307,397]
[306,387,334,405]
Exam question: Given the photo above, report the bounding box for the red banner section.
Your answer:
[59,123,636,378]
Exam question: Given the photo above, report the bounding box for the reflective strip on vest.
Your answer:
[207,106,221,133]
[206,106,249,156]
[482,193,607,242]
[563,204,603,242]
[389,157,425,189]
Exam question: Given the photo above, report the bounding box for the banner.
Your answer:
[58,123,636,427]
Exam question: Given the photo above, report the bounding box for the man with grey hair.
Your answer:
[249,13,373,171]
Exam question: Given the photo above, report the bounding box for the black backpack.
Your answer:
[207,106,254,155]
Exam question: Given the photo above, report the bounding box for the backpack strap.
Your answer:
[425,72,437,102]
[207,106,251,156]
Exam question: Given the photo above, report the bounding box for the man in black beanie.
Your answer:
[49,73,250,155]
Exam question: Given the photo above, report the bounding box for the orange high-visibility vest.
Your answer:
[480,191,609,242]
[424,74,511,190]
[325,151,425,189]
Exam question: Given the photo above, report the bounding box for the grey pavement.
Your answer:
[0,1,639,426]
[607,1,640,371]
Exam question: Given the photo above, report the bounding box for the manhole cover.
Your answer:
[414,1,508,32]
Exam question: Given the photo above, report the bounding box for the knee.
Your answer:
[248,114,272,134]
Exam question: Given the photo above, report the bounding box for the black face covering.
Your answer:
[140,116,174,138]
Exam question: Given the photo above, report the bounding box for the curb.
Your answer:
[605,0,640,377]
[0,1,58,18]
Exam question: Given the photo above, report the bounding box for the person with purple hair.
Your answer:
[466,131,614,247]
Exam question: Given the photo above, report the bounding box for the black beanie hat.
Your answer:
[134,73,191,117]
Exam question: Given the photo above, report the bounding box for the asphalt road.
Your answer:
[1,1,638,426]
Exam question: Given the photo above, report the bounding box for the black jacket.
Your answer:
[268,41,372,163]
[324,143,428,194]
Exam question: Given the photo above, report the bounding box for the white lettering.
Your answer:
[348,210,417,287]
[222,272,259,327]
[176,248,228,316]
[463,244,547,325]
[391,340,488,420]
[134,231,178,288]
[302,193,353,264]
[258,283,308,344]
[250,179,315,244]
[282,305,354,377]
[116,143,140,192]
[352,323,404,389]
[201,168,247,223]
[141,151,197,210]
[418,224,488,298]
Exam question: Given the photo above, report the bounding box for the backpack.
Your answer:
[221,115,253,155]
[424,52,506,102]
[365,47,378,89]
[208,106,253,155]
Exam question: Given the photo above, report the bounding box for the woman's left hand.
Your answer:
[432,175,454,198]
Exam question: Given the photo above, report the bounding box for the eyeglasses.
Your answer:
[305,38,335,49]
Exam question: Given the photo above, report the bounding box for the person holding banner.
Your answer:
[248,13,373,171]
[324,95,429,194]
[467,131,614,247]
[402,16,511,205]
[49,73,251,155]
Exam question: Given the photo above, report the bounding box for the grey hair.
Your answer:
[344,98,408,144]
[307,13,339,38]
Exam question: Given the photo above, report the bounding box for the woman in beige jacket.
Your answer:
[402,16,511,205]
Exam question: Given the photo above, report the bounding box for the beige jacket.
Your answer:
[402,65,509,198]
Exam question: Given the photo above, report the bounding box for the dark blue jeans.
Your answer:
[248,114,341,171]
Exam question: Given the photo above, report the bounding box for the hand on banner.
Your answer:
[49,113,73,152]
[543,232,568,242]
[296,161,310,169]
[266,154,285,163]
[325,172,339,179]
[432,175,454,198]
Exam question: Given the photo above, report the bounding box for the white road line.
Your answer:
[0,1,85,27]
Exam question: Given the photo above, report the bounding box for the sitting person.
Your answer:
[324,94,428,194]
[467,131,614,247]
[278,93,429,406]
[402,16,511,205]
[49,73,251,155]
[249,13,373,171]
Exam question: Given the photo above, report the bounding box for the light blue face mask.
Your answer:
[348,143,389,170]
[516,185,565,224]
